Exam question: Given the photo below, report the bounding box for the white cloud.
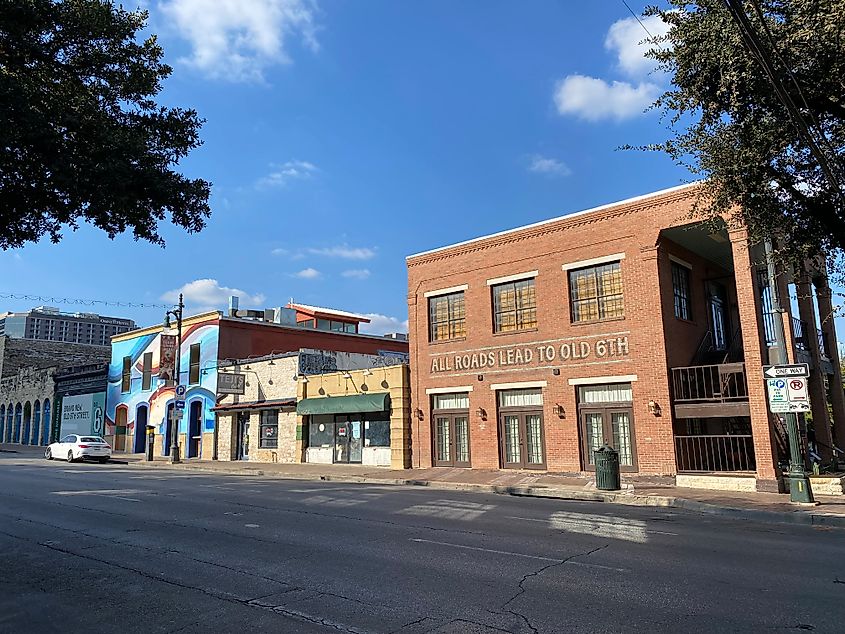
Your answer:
[528,155,572,177]
[341,269,371,280]
[161,279,266,309]
[359,313,408,336]
[306,245,376,260]
[554,75,661,122]
[554,13,669,122]
[257,160,318,188]
[292,267,321,279]
[158,0,318,82]
[605,15,670,79]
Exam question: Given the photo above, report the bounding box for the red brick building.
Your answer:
[406,184,845,491]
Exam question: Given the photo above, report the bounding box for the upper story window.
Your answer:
[315,319,358,333]
[428,291,466,342]
[141,352,153,391]
[121,357,131,393]
[189,343,201,384]
[492,279,537,333]
[569,261,624,323]
[671,261,692,321]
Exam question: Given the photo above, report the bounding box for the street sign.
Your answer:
[175,385,186,397]
[766,377,811,413]
[763,363,809,378]
[174,399,186,410]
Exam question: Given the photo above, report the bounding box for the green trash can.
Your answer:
[594,443,621,491]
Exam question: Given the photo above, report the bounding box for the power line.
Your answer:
[621,0,653,37]
[0,292,170,310]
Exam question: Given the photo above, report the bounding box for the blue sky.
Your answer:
[2,0,843,345]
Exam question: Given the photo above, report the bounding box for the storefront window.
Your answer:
[259,410,278,449]
[308,414,334,447]
[365,416,390,447]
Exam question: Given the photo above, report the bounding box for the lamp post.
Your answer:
[164,293,184,464]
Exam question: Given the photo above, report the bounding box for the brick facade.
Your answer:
[406,184,841,488]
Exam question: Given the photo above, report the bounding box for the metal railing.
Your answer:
[671,363,749,403]
[791,316,810,351]
[675,435,756,472]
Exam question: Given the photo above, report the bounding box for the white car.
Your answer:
[45,435,112,463]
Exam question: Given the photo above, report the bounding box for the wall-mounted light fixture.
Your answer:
[268,359,275,366]
[477,374,484,382]
[553,404,565,418]
[648,400,662,416]
[298,375,309,384]
[363,368,373,376]
[552,368,561,376]
[414,408,424,421]
[342,371,353,379]
[476,407,487,421]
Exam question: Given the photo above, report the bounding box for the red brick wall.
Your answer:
[407,186,777,480]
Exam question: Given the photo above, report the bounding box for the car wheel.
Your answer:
[67,450,75,463]
[45,448,52,460]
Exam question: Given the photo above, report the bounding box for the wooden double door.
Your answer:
[499,409,546,470]
[432,411,471,467]
[579,406,636,471]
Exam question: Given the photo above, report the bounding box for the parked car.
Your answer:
[45,435,112,463]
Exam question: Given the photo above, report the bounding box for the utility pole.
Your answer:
[764,241,814,503]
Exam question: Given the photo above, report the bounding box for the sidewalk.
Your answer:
[4,443,843,528]
[116,452,845,528]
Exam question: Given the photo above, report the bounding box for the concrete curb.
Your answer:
[125,460,845,528]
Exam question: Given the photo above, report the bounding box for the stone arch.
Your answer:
[4,404,12,443]
[33,400,42,446]
[0,404,5,443]
[13,403,22,443]
[22,402,32,445]
[42,399,51,445]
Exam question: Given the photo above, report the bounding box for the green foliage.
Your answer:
[644,0,845,273]
[0,0,210,248]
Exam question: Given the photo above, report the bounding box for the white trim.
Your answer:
[423,284,468,298]
[668,254,692,269]
[490,380,548,391]
[425,386,474,395]
[561,253,625,272]
[486,271,539,286]
[567,375,638,386]
[406,183,699,260]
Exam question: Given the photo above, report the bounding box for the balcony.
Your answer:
[671,363,750,418]
[764,313,831,360]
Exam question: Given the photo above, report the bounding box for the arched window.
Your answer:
[0,404,5,443]
[13,403,22,443]
[42,400,51,445]
[22,402,32,445]
[5,404,12,443]
[33,400,42,446]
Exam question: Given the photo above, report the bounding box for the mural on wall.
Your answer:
[107,317,219,454]
[59,392,106,438]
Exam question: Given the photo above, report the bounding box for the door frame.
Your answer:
[497,407,547,470]
[431,409,472,468]
[578,403,638,472]
[332,415,363,464]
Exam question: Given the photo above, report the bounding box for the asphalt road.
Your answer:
[1,452,843,634]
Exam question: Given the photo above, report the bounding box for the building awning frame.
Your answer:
[296,393,389,416]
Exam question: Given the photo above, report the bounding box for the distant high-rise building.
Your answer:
[0,306,135,347]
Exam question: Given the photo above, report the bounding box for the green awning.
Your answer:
[296,393,390,416]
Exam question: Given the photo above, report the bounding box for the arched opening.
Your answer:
[13,403,22,443]
[32,400,41,446]
[114,406,128,452]
[187,400,202,458]
[22,402,32,445]
[42,399,51,445]
[134,405,148,453]
[0,404,5,443]
[163,403,175,456]
[5,404,12,443]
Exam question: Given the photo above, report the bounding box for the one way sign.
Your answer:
[763,363,809,378]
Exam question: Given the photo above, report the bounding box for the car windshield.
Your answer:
[80,437,103,443]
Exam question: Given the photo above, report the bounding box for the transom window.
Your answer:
[492,279,537,333]
[569,262,624,323]
[428,291,466,342]
[672,262,692,320]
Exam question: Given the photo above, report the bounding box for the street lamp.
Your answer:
[163,293,184,464]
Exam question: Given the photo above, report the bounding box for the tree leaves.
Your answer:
[0,0,210,249]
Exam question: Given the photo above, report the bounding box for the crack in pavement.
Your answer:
[497,544,610,634]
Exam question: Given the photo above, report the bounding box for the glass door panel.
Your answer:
[503,415,521,465]
[334,420,350,463]
[454,417,469,464]
[525,415,544,466]
[584,411,604,466]
[435,417,450,463]
[348,419,363,463]
[610,411,633,466]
